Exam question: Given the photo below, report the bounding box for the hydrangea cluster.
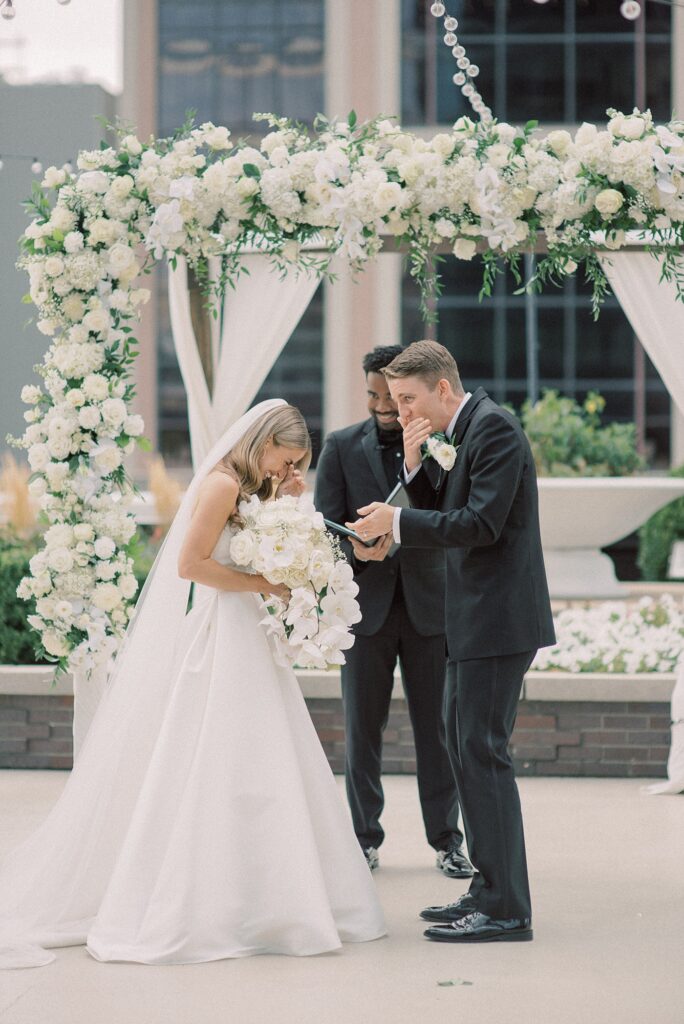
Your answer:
[532,595,684,674]
[229,493,361,669]
[13,109,684,676]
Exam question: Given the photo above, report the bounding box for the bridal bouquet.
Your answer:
[229,493,361,670]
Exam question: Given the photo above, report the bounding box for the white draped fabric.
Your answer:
[167,254,321,468]
[598,250,684,418]
[598,248,684,795]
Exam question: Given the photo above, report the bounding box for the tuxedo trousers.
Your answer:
[445,650,535,920]
[341,581,462,851]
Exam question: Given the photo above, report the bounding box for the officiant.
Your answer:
[314,345,470,877]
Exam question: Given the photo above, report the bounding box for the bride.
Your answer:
[0,399,385,969]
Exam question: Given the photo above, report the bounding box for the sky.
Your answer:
[0,0,123,95]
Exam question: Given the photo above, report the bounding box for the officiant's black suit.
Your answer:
[403,388,555,920]
[314,418,463,853]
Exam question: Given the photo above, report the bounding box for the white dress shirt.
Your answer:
[392,392,472,544]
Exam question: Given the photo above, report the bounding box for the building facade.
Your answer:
[121,0,684,468]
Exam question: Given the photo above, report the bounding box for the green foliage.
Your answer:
[637,464,684,581]
[518,389,645,477]
[0,532,42,665]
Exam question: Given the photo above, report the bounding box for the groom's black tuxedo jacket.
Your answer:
[402,388,556,661]
[314,418,446,638]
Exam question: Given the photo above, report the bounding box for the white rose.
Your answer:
[77,170,110,194]
[431,133,455,158]
[73,523,95,542]
[78,405,101,430]
[546,129,571,157]
[236,176,260,199]
[92,582,122,611]
[83,308,111,335]
[36,597,57,619]
[374,181,404,216]
[49,206,76,232]
[28,443,50,471]
[203,125,231,150]
[435,218,456,239]
[44,255,65,278]
[594,189,624,217]
[54,600,75,621]
[42,631,70,658]
[47,436,72,460]
[33,573,53,597]
[101,398,127,429]
[42,166,67,189]
[486,143,509,169]
[118,574,138,600]
[21,385,42,405]
[37,319,57,336]
[122,135,143,156]
[62,294,86,322]
[620,115,646,141]
[123,414,144,437]
[107,243,137,276]
[94,536,116,560]
[65,388,85,408]
[96,561,117,581]
[575,122,598,147]
[29,476,48,497]
[64,231,84,253]
[230,530,257,566]
[83,374,110,401]
[453,238,477,261]
[47,546,74,573]
[45,462,70,490]
[45,523,74,547]
[91,444,123,475]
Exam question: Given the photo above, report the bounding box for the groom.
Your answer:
[350,340,555,944]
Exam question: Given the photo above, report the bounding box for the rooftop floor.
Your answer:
[0,772,682,1024]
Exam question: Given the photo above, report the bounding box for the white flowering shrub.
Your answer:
[11,108,684,677]
[532,595,684,674]
[230,493,361,669]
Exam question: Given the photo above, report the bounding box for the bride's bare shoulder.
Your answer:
[196,470,240,509]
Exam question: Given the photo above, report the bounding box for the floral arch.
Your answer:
[12,107,684,681]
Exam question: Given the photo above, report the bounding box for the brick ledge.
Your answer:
[0,664,675,703]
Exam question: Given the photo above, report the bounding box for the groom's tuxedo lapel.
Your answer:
[452,387,489,447]
[361,421,392,495]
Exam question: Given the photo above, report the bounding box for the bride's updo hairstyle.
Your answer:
[220,404,311,510]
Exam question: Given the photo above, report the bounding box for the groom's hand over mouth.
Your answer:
[349,532,393,562]
[399,416,432,472]
[349,502,395,541]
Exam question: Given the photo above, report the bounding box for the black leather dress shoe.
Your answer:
[420,892,478,922]
[424,911,533,943]
[435,838,474,878]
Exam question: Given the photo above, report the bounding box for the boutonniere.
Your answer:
[422,432,459,472]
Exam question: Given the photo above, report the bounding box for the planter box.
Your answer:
[538,477,684,598]
[0,665,673,778]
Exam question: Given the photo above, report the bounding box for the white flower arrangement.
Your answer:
[532,595,684,674]
[12,107,684,678]
[229,493,361,670]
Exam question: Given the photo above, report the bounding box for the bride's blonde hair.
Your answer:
[218,404,311,512]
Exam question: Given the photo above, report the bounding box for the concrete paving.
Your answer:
[0,772,682,1024]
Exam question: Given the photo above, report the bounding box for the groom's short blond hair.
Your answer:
[383,340,464,394]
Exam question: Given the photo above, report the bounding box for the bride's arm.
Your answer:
[177,474,285,598]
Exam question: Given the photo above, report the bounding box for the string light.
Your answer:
[1,0,71,16]
[620,1,641,17]
[428,3,491,121]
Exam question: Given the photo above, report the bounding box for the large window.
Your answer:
[156,0,325,463]
[401,0,672,464]
[402,0,672,126]
[402,260,671,464]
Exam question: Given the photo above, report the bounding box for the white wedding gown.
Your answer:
[0,523,385,967]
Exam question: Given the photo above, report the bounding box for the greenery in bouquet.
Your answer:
[638,464,684,581]
[518,389,645,477]
[0,532,43,665]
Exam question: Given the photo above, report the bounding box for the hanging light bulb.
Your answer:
[452,72,466,86]
[467,64,479,77]
[531,0,551,4]
[0,158,4,171]
[453,45,465,58]
[31,158,43,174]
[444,31,457,46]
[430,2,446,16]
[63,161,74,174]
[457,56,470,70]
[56,0,72,4]
[1,1,16,19]
[444,16,458,31]
[462,83,475,98]
[620,0,641,19]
